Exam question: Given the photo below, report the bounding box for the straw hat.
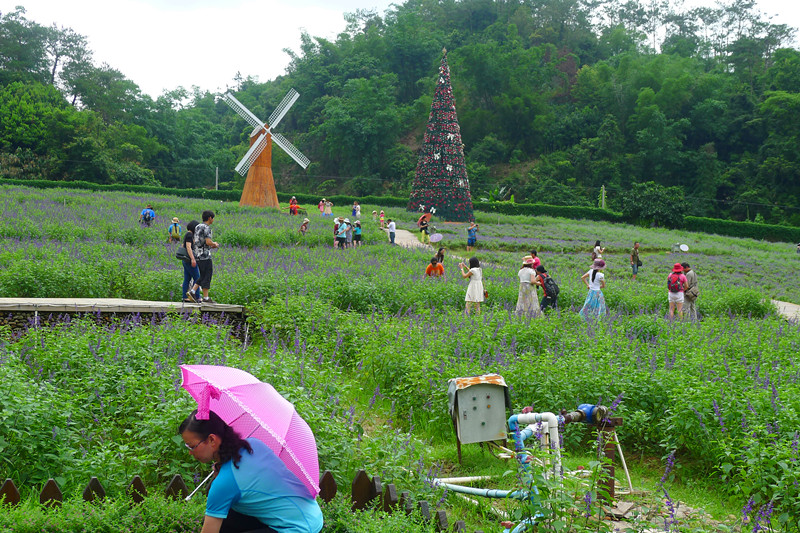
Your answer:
[592,259,606,270]
[172,217,179,223]
[672,263,684,273]
[523,257,535,265]
[303,218,309,223]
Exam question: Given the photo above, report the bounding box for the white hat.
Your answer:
[303,218,309,223]
[344,218,350,223]
[172,217,179,223]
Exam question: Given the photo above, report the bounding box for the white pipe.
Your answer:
[436,476,495,484]
[185,470,215,501]
[614,431,634,493]
[515,412,562,478]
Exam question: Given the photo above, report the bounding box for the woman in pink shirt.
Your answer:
[667,263,688,319]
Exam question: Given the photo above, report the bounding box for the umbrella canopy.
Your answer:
[180,365,320,498]
[417,213,432,226]
[430,233,444,243]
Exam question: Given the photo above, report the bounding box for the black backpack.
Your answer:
[541,274,559,298]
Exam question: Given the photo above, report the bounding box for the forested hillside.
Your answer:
[1,1,799,223]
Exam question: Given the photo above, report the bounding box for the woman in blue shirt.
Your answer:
[179,410,323,533]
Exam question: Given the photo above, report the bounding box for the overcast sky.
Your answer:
[3,0,799,100]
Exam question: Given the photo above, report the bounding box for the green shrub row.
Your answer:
[684,215,800,243]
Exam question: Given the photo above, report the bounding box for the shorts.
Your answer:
[631,263,639,275]
[668,291,684,303]
[336,237,346,246]
[353,235,361,242]
[467,238,476,246]
[197,258,213,289]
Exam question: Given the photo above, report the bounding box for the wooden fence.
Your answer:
[0,470,484,532]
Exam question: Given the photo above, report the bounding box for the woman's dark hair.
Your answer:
[186,220,199,233]
[594,240,601,247]
[468,257,480,269]
[591,269,598,283]
[179,410,253,468]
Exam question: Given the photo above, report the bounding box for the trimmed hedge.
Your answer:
[685,216,800,244]
[0,177,240,201]
[474,201,624,222]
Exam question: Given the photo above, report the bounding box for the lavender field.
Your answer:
[1,184,798,531]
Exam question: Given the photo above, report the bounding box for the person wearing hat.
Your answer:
[579,259,607,321]
[515,256,540,317]
[335,217,348,249]
[344,217,354,247]
[168,217,182,242]
[139,204,156,227]
[299,218,310,236]
[536,265,558,311]
[681,262,699,320]
[353,220,362,246]
[289,196,299,216]
[667,263,689,319]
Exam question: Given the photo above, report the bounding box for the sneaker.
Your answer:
[185,291,198,303]
[202,297,215,304]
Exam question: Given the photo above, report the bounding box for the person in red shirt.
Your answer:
[425,257,445,277]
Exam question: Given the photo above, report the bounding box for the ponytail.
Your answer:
[179,410,253,469]
[591,269,597,283]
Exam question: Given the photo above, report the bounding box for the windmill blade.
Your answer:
[234,132,269,176]
[268,88,300,130]
[271,132,310,169]
[222,92,264,131]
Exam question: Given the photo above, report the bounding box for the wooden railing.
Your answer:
[0,471,485,532]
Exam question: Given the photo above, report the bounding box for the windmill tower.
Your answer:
[222,89,310,208]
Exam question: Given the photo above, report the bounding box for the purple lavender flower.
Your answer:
[712,400,725,433]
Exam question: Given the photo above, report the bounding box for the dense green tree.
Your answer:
[622,181,688,227]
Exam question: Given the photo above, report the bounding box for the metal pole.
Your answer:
[215,167,219,191]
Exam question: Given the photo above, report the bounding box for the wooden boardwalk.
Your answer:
[0,297,243,314]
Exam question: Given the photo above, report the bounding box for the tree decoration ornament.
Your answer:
[407,50,474,222]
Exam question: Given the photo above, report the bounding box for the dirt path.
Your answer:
[384,228,434,250]
[772,299,800,320]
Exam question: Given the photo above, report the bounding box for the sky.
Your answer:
[3,0,799,100]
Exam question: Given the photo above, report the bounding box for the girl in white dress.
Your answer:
[460,257,484,315]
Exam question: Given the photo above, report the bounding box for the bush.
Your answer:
[685,216,800,243]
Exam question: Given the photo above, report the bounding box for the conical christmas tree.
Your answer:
[407,49,474,222]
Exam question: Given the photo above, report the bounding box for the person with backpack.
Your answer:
[515,257,540,317]
[168,217,182,242]
[667,263,688,319]
[181,220,202,303]
[579,259,607,322]
[188,210,219,304]
[466,222,479,251]
[536,265,559,312]
[139,204,155,227]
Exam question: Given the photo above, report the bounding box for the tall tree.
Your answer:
[408,50,474,222]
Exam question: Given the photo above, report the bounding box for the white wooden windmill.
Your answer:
[222,89,309,208]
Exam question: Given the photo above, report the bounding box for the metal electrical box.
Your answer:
[447,374,511,461]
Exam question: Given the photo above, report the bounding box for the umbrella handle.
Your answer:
[185,470,215,501]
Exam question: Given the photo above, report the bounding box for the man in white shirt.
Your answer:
[387,219,396,245]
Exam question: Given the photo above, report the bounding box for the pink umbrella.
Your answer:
[180,365,320,498]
